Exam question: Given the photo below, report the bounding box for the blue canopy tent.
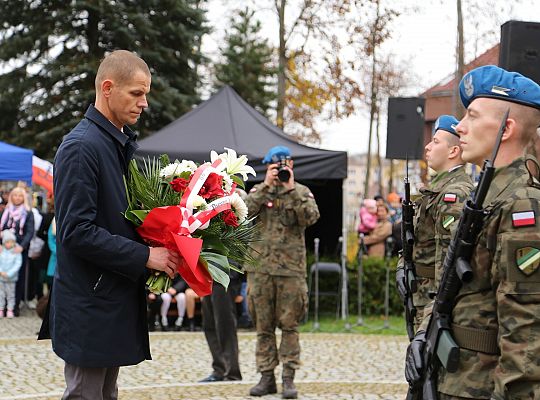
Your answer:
[0,141,33,185]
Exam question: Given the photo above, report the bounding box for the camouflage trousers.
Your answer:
[247,273,308,372]
[439,393,476,400]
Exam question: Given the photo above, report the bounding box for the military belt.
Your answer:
[415,265,435,279]
[452,323,500,355]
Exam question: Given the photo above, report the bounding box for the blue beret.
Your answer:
[433,115,460,137]
[262,146,291,164]
[460,65,540,110]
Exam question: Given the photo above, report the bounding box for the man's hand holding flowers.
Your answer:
[146,247,179,279]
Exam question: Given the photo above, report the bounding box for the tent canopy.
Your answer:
[0,141,33,185]
[136,86,348,256]
[137,86,347,181]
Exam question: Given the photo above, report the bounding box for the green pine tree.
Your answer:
[213,8,276,116]
[0,0,209,159]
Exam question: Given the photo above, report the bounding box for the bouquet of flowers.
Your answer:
[124,148,258,296]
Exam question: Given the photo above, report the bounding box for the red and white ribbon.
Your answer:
[178,159,232,235]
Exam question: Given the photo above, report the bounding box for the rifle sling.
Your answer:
[415,265,435,279]
[452,323,500,355]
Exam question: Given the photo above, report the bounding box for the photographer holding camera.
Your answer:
[245,146,320,399]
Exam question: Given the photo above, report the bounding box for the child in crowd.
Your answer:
[160,275,187,331]
[387,192,402,224]
[0,230,23,318]
[357,199,378,236]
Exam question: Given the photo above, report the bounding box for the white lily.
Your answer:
[210,150,228,172]
[215,147,256,180]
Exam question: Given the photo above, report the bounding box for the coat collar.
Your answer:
[430,165,468,192]
[84,104,138,148]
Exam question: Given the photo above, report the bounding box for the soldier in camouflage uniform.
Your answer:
[397,115,474,331]
[405,65,540,399]
[245,146,320,399]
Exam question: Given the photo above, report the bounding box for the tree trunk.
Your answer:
[375,106,383,196]
[363,1,379,198]
[454,0,465,118]
[276,0,286,128]
[388,159,394,194]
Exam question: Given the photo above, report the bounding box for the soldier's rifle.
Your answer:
[401,157,417,341]
[407,109,509,400]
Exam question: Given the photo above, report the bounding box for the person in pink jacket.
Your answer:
[357,199,378,236]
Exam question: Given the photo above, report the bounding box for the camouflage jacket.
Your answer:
[244,181,320,277]
[437,157,540,399]
[402,166,473,309]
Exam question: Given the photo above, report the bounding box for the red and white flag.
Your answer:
[512,211,536,227]
[443,193,457,203]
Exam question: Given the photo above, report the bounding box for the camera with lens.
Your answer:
[272,155,291,182]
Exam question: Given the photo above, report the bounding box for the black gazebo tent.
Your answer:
[137,86,348,255]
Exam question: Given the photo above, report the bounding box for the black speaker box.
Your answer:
[385,97,425,160]
[499,20,540,84]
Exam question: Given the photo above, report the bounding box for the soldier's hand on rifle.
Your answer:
[405,330,426,386]
[396,266,407,302]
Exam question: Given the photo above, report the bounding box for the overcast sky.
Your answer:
[201,0,539,155]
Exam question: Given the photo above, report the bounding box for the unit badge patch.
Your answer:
[464,74,474,98]
[516,247,540,276]
[512,211,536,228]
[442,215,455,229]
[443,193,457,203]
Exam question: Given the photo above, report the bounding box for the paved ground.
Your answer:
[0,308,409,399]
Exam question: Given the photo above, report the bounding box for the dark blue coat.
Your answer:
[42,105,151,367]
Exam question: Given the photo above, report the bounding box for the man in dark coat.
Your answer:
[38,50,178,400]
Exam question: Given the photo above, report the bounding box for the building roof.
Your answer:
[423,44,500,97]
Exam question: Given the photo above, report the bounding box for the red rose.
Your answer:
[170,177,190,193]
[199,173,224,199]
[221,209,239,227]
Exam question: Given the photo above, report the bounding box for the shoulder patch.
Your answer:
[307,192,314,198]
[442,215,455,229]
[249,187,257,193]
[516,247,540,276]
[443,193,457,203]
[512,211,536,228]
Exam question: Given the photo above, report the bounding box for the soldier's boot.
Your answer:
[249,371,277,396]
[282,368,298,399]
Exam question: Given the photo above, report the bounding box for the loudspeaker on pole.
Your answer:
[385,97,425,160]
[499,20,540,85]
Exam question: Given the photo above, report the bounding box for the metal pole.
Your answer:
[383,237,394,329]
[340,236,351,330]
[384,262,390,329]
[356,233,365,326]
[313,238,320,331]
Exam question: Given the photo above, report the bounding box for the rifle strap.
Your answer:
[415,265,435,279]
[452,323,500,355]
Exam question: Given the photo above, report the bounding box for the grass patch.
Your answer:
[299,315,406,335]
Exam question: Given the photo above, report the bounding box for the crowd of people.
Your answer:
[0,186,55,319]
[357,193,402,258]
[2,49,539,400]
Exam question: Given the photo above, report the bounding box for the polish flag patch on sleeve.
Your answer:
[512,211,536,228]
[443,193,457,203]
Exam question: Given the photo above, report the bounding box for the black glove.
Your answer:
[396,267,407,302]
[405,330,426,386]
